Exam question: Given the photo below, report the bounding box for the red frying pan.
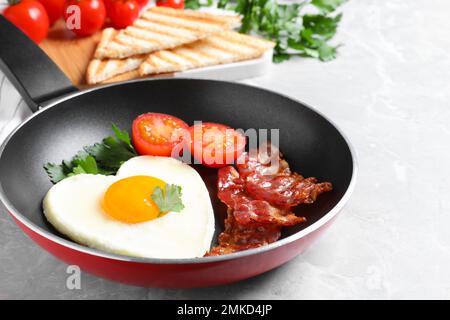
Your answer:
[0,16,357,288]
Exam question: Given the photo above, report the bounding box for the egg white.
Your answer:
[43,156,215,259]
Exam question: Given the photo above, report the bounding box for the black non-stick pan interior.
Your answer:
[0,79,353,246]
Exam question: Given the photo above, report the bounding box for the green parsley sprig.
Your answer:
[44,124,137,184]
[151,184,185,214]
[185,0,346,62]
[185,0,213,9]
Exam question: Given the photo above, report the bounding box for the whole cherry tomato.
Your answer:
[3,0,49,43]
[107,0,139,29]
[135,0,149,9]
[103,0,113,12]
[37,0,65,25]
[156,0,184,10]
[63,0,106,36]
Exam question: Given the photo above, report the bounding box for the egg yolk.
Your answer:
[102,176,166,223]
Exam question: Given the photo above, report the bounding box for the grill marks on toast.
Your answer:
[139,31,275,76]
[86,10,273,85]
[87,28,147,84]
[95,7,240,59]
[87,55,146,85]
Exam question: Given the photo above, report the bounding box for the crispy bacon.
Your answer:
[237,145,333,208]
[236,144,291,179]
[217,166,305,226]
[245,173,333,208]
[206,209,282,256]
[207,144,332,256]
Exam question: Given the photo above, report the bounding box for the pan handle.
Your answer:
[0,15,78,112]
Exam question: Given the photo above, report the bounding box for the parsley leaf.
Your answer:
[192,0,346,63]
[303,13,342,41]
[318,42,338,61]
[151,184,185,214]
[185,0,213,9]
[72,152,99,173]
[44,152,99,183]
[311,0,347,14]
[111,123,134,150]
[44,163,67,184]
[84,123,137,170]
[44,124,137,184]
[84,136,137,171]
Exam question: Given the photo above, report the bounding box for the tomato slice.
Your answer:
[188,122,246,168]
[132,113,189,157]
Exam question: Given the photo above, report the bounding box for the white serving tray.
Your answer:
[173,50,273,81]
[170,49,273,81]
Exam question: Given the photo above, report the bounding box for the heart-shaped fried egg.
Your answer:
[43,156,215,259]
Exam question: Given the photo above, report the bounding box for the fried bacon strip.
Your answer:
[236,145,333,208]
[207,144,332,256]
[216,166,305,226]
[206,209,282,256]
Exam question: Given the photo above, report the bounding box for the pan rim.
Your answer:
[0,78,358,265]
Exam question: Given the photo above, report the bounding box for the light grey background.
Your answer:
[1,0,450,299]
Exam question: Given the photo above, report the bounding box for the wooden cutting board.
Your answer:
[39,20,101,88]
[38,20,273,88]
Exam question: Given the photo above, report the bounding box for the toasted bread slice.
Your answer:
[101,69,143,84]
[139,31,275,76]
[86,28,146,84]
[95,7,241,59]
[87,29,274,84]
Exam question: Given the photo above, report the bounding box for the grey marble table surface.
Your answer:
[1,0,449,299]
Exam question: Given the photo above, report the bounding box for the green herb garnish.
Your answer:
[151,184,185,214]
[44,163,68,184]
[185,0,346,62]
[185,0,213,9]
[44,124,137,184]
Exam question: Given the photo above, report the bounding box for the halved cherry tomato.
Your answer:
[63,0,106,37]
[156,0,184,10]
[187,122,246,168]
[37,0,65,25]
[107,0,139,29]
[132,113,189,157]
[3,0,49,43]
